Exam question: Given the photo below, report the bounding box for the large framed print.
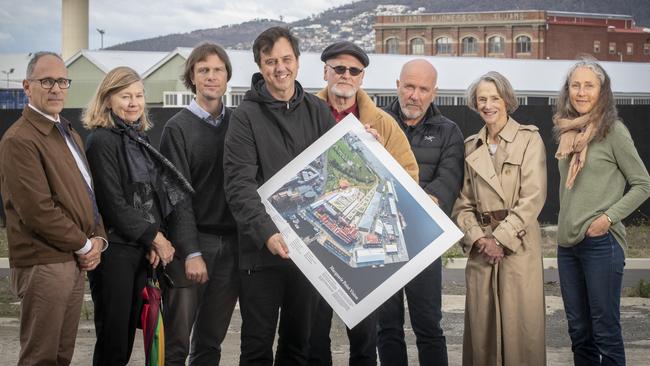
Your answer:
[258,114,463,328]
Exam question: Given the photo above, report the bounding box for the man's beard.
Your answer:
[331,84,357,98]
[399,101,424,120]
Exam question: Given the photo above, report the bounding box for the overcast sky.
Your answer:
[0,0,354,53]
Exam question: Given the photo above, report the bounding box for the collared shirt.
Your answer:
[187,99,225,128]
[28,104,93,255]
[329,102,359,123]
[28,104,92,187]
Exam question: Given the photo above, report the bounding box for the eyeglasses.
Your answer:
[326,64,364,76]
[28,78,72,90]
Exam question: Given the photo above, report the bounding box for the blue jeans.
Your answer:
[558,232,626,366]
[377,258,447,366]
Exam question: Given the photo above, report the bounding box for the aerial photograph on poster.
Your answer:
[267,127,450,302]
[270,132,413,269]
[259,116,462,327]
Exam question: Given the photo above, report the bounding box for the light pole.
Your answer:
[1,68,14,88]
[617,51,623,62]
[97,28,105,49]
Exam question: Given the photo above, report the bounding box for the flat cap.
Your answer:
[320,41,369,67]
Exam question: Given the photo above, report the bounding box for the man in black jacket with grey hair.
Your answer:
[378,58,464,366]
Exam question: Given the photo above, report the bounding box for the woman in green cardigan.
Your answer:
[554,59,650,366]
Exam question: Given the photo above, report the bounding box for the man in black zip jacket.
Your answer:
[377,59,465,366]
[223,27,336,366]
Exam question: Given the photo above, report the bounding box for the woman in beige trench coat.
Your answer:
[452,71,547,366]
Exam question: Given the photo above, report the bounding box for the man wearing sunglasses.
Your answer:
[0,51,106,365]
[308,41,418,366]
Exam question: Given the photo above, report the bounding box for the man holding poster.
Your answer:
[308,41,418,366]
[223,27,336,365]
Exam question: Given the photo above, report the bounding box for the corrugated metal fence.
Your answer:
[1,105,649,224]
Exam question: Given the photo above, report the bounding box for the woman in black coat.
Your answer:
[83,66,193,365]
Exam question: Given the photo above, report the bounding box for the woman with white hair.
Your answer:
[453,71,547,366]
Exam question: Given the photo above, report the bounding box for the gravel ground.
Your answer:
[1,282,649,365]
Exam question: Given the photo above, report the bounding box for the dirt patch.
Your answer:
[0,276,19,317]
[626,224,650,257]
[540,223,650,258]
[1,224,648,259]
[0,229,7,258]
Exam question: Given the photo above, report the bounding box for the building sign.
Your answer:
[382,11,545,26]
[258,115,463,328]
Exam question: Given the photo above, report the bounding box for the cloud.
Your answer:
[0,32,14,42]
[1,0,353,52]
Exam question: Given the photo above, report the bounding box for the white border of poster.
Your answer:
[258,114,463,328]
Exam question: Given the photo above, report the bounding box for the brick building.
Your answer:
[374,10,650,62]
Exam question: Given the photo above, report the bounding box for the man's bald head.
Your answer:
[399,59,438,87]
[397,59,438,125]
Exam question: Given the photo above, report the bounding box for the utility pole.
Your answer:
[97,28,105,49]
[2,68,14,88]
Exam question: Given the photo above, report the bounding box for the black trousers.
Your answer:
[239,264,319,366]
[164,233,239,366]
[377,258,447,366]
[307,297,377,366]
[88,243,148,366]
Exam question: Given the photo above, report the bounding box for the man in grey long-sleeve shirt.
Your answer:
[159,43,238,366]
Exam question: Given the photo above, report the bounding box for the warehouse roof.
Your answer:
[3,49,650,95]
[66,49,168,75]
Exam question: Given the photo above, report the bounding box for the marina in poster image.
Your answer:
[270,133,414,269]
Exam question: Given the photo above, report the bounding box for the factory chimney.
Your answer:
[61,0,89,60]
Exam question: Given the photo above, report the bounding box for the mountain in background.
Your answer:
[108,0,650,52]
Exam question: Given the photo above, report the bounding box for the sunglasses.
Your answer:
[326,64,364,76]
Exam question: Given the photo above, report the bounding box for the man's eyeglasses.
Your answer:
[28,78,72,90]
[326,64,364,76]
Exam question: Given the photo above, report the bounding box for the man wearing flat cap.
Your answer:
[307,41,418,366]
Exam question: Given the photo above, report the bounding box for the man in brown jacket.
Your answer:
[0,52,105,365]
[308,41,418,366]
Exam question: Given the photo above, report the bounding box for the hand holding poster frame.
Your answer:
[258,114,463,328]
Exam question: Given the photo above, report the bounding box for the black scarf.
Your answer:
[112,114,194,218]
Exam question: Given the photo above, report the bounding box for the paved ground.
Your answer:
[0,268,648,365]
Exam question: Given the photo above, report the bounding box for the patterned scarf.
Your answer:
[553,113,595,189]
[113,114,194,218]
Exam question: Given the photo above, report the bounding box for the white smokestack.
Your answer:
[61,0,89,60]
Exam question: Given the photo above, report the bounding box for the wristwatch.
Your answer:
[605,214,613,225]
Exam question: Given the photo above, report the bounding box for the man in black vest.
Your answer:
[160,43,239,366]
[377,59,465,366]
